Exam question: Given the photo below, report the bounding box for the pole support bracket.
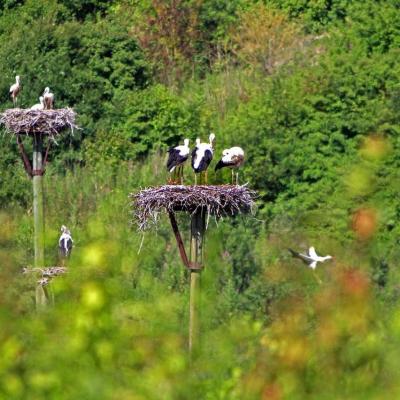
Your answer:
[168,211,203,270]
[15,134,51,179]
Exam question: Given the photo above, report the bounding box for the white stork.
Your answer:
[9,75,21,107]
[43,87,54,109]
[289,246,333,269]
[31,96,45,110]
[167,138,190,184]
[215,146,245,185]
[191,133,215,185]
[59,225,73,261]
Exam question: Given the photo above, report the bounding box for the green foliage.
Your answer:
[2,0,400,398]
[105,84,203,158]
[0,0,150,161]
[270,0,351,32]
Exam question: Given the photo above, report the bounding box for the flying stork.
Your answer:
[59,225,73,261]
[167,138,190,184]
[191,133,215,185]
[289,246,333,284]
[9,75,21,107]
[215,146,245,185]
[31,96,45,110]
[289,246,333,269]
[43,87,54,109]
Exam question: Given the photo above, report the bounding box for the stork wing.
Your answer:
[191,148,198,169]
[288,248,314,265]
[309,261,317,269]
[308,246,318,259]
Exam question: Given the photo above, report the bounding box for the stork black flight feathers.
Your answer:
[191,147,213,173]
[191,133,215,184]
[166,138,190,184]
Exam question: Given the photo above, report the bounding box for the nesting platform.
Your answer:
[131,184,257,230]
[0,108,77,137]
[22,266,67,286]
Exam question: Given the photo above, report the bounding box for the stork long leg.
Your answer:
[174,166,178,184]
[177,165,180,184]
[195,173,197,185]
[312,271,322,284]
[236,172,239,185]
[181,165,184,184]
[231,170,234,185]
[171,168,177,185]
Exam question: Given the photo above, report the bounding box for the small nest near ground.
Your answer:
[22,266,67,286]
[0,108,77,137]
[131,184,257,230]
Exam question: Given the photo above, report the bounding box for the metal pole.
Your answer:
[33,134,48,308]
[189,208,205,355]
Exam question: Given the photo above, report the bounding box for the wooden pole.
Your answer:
[33,134,48,308]
[189,208,206,355]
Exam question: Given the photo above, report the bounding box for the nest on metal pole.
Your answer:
[0,108,77,138]
[130,184,257,231]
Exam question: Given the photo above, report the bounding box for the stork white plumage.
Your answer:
[31,96,45,110]
[59,225,73,261]
[215,146,245,185]
[289,246,333,269]
[167,138,190,184]
[191,133,215,185]
[9,75,21,107]
[43,87,54,110]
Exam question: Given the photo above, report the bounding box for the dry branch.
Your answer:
[0,108,77,137]
[22,266,67,286]
[131,184,257,230]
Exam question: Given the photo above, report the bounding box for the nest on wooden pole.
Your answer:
[22,266,68,286]
[131,184,257,355]
[131,184,257,356]
[0,108,77,138]
[0,108,78,178]
[130,184,257,231]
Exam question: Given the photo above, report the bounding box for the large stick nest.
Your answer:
[0,108,77,136]
[131,184,257,230]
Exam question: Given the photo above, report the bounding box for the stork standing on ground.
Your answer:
[31,96,45,110]
[167,138,190,184]
[43,87,54,109]
[59,225,73,262]
[191,133,215,185]
[215,146,245,185]
[9,75,21,107]
[289,246,333,283]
